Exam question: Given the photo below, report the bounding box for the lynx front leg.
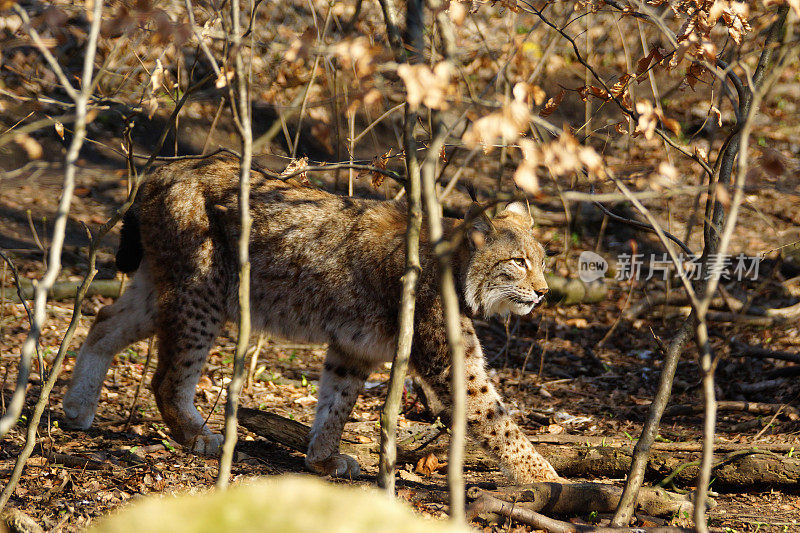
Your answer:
[414,317,559,483]
[306,347,371,477]
[461,338,559,483]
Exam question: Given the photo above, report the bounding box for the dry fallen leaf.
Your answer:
[539,89,565,118]
[398,469,424,483]
[281,157,310,185]
[415,452,445,475]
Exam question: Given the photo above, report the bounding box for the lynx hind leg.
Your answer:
[415,319,560,484]
[63,263,157,429]
[150,286,226,455]
[305,347,371,477]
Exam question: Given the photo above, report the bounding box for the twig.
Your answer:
[184,0,222,78]
[377,0,423,497]
[245,333,267,390]
[423,4,467,523]
[610,316,694,527]
[217,0,255,490]
[727,340,800,365]
[0,250,34,326]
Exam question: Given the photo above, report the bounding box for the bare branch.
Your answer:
[377,0,423,497]
[217,0,255,490]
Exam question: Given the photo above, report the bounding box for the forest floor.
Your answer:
[2,1,800,531]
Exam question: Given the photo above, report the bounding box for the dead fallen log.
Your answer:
[1,275,605,306]
[466,492,690,533]
[1,279,123,303]
[664,401,799,421]
[48,452,116,471]
[469,483,695,518]
[238,408,800,488]
[729,340,800,364]
[527,434,796,453]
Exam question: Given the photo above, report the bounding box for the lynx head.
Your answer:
[464,202,548,318]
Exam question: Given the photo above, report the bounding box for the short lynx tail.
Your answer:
[115,210,144,273]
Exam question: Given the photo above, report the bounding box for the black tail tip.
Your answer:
[115,210,143,273]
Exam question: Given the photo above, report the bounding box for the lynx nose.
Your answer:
[534,287,549,298]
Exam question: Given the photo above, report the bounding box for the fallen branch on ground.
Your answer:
[728,340,800,365]
[47,452,115,471]
[237,409,800,488]
[664,401,799,421]
[465,492,690,533]
[468,483,695,518]
[1,274,606,305]
[1,279,124,303]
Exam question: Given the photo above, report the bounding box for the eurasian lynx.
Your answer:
[62,155,558,482]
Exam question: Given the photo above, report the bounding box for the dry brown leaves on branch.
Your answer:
[145,59,165,118]
[635,100,681,140]
[360,150,392,189]
[538,89,565,118]
[397,62,457,110]
[514,132,605,196]
[651,0,752,68]
[463,83,532,151]
[333,37,382,78]
[281,157,310,185]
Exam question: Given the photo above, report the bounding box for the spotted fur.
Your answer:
[62,155,558,482]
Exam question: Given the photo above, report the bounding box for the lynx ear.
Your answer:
[465,203,494,249]
[502,201,534,227]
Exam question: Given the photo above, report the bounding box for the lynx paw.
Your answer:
[305,453,361,478]
[62,397,96,430]
[187,433,225,456]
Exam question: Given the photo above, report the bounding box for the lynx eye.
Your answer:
[511,258,528,269]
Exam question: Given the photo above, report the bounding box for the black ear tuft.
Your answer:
[465,203,494,248]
